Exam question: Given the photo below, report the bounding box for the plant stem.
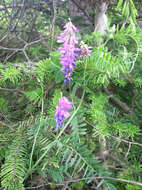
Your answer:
[29,84,44,168]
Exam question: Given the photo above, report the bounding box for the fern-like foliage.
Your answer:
[0,67,21,85]
[1,127,27,190]
[25,88,43,106]
[117,0,138,24]
[74,44,132,88]
[58,137,101,179]
[87,93,110,136]
[34,58,52,83]
[70,111,87,140]
[39,136,103,184]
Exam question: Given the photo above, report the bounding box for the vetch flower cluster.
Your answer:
[57,20,80,83]
[54,96,72,130]
[54,21,91,130]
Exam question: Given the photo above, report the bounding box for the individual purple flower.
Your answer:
[54,96,72,130]
[80,41,92,57]
[57,20,80,83]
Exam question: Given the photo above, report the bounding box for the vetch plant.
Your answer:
[57,20,80,83]
[54,96,72,130]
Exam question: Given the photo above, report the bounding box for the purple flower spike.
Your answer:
[57,20,80,83]
[54,96,72,130]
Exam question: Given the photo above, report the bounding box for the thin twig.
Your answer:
[85,120,142,147]
[0,121,15,131]
[25,176,142,189]
[125,143,131,159]
[0,38,42,51]
[70,0,93,24]
[0,87,24,94]
[4,50,18,64]
[0,34,8,42]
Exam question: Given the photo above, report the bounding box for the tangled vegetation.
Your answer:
[0,0,142,189]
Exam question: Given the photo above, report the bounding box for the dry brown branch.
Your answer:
[103,87,133,114]
[4,50,18,64]
[0,121,15,131]
[0,34,8,42]
[25,176,142,189]
[0,87,24,93]
[70,0,94,24]
[0,38,46,63]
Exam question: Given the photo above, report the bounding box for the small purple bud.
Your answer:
[85,19,90,25]
[80,41,92,57]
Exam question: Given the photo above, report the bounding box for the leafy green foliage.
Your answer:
[117,0,138,24]
[0,1,142,189]
[0,67,21,85]
[25,88,43,106]
[1,127,27,190]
